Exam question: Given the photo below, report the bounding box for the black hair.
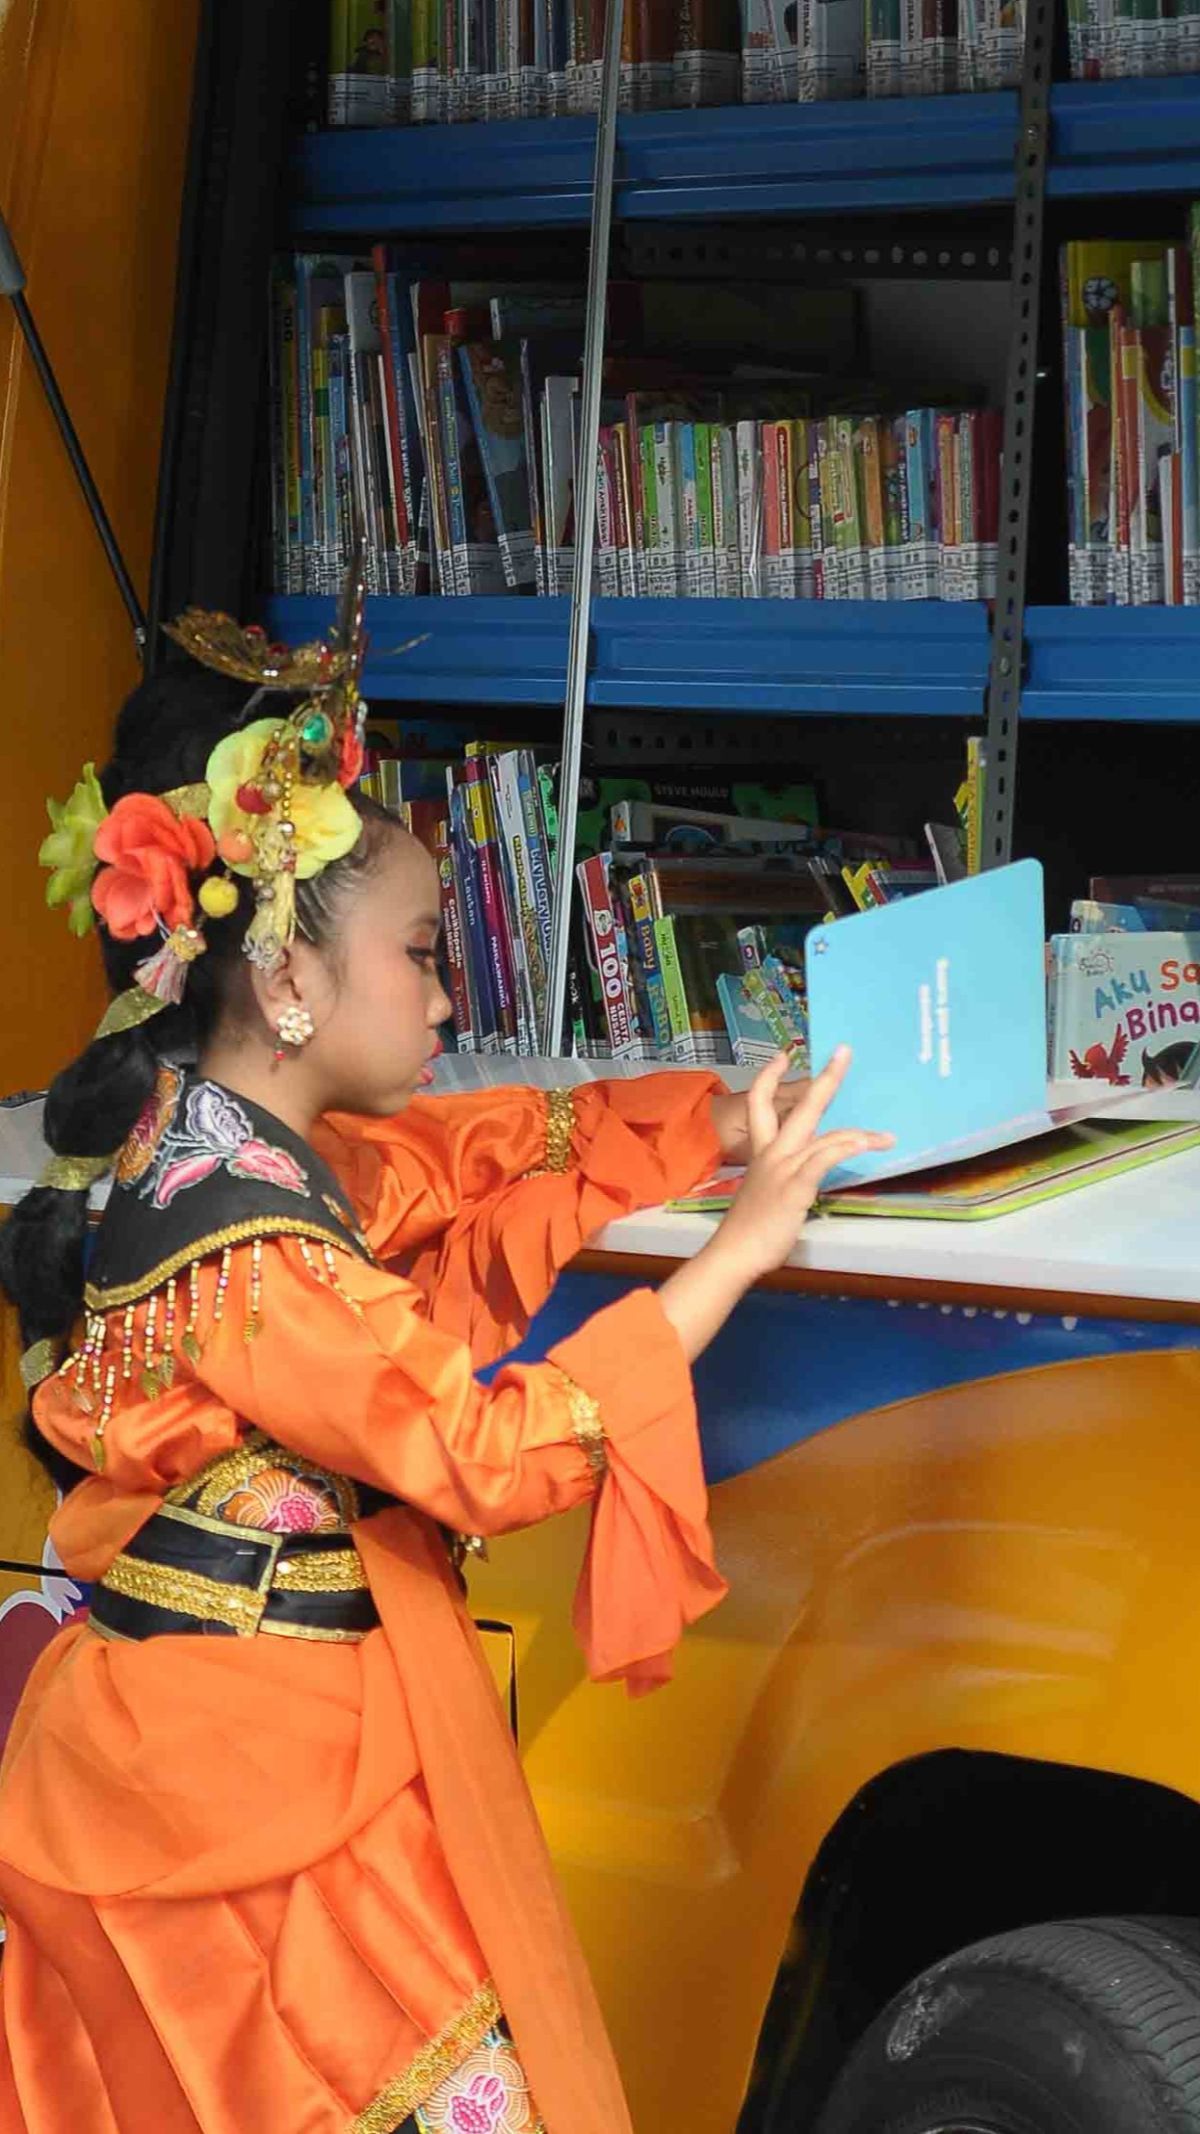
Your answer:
[0,661,402,1492]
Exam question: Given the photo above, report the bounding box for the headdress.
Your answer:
[41,560,375,1023]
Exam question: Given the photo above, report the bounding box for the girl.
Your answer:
[0,636,888,2134]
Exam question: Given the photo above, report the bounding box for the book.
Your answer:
[670,1116,1200,1219]
[1048,928,1200,1087]
[329,0,394,123]
[458,342,537,589]
[803,859,1049,1185]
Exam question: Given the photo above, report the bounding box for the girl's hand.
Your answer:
[710,1059,811,1166]
[711,1048,894,1283]
[657,1049,893,1363]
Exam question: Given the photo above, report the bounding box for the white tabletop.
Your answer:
[5,1079,1200,1315]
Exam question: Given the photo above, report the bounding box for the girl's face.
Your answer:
[292,829,451,1116]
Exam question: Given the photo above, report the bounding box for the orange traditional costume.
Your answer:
[0,1061,726,2132]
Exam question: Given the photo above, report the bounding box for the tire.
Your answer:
[813,1916,1200,2134]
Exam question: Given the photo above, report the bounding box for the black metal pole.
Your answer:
[0,209,147,647]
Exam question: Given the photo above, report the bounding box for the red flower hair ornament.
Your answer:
[91,794,216,941]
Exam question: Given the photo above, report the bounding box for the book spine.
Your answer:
[625,396,649,597]
[677,420,701,598]
[760,420,784,598]
[736,419,762,597]
[449,779,498,1051]
[595,428,619,598]
[694,420,717,597]
[858,418,888,602]
[489,752,540,1047]
[1181,326,1200,604]
[626,872,673,1055]
[518,750,555,978]
[713,424,741,598]
[464,760,519,1051]
[653,915,695,1060]
[652,420,682,595]
[435,817,474,1050]
[612,423,638,597]
[577,853,640,1055]
[790,419,814,600]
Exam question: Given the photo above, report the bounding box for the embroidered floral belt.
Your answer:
[90,1429,386,1646]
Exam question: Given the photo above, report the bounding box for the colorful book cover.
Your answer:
[435,816,474,1050]
[627,872,673,1054]
[1048,929,1200,1087]
[329,0,393,124]
[458,341,536,589]
[711,424,740,599]
[577,853,642,1057]
[670,1117,1200,1220]
[448,778,497,1052]
[463,759,519,1051]
[805,859,1049,1185]
[490,750,546,1040]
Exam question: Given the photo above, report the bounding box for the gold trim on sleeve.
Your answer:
[350,1981,503,2133]
[555,1369,607,1481]
[522,1085,576,1179]
[543,1085,575,1172]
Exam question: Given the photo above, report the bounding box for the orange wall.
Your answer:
[0,0,199,1096]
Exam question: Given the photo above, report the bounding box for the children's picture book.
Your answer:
[1048,928,1200,1088]
[803,858,1054,1185]
[669,1111,1196,1222]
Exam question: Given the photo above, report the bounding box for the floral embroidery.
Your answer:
[134,1080,309,1208]
[218,1467,342,1535]
[415,2034,542,2134]
[116,1066,184,1184]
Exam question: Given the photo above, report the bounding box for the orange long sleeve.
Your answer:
[197,1241,727,1691]
[315,1072,724,1359]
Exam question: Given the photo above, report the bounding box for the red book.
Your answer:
[435,818,473,1048]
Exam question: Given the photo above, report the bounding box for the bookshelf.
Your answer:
[149,3,1200,1054]
[289,77,1200,233]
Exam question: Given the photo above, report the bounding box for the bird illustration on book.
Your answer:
[1069,1029,1130,1082]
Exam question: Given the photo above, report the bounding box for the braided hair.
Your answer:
[0,663,401,1490]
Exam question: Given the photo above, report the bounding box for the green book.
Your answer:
[669,1118,1200,1223]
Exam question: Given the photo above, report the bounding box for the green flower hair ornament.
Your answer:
[39,763,108,936]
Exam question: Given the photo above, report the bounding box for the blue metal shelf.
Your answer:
[290,79,1200,236]
[1024,607,1200,723]
[588,597,988,711]
[263,595,571,704]
[291,94,1018,233]
[265,594,990,715]
[1049,77,1200,199]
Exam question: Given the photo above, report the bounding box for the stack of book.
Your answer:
[327,0,1200,125]
[328,0,739,124]
[269,253,1002,603]
[362,721,972,1058]
[1068,0,1200,80]
[1063,220,1200,608]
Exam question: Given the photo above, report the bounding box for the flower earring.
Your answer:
[272,1003,314,1065]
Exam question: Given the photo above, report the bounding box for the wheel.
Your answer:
[813,1916,1200,2134]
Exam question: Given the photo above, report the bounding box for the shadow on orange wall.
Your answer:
[0,0,199,1096]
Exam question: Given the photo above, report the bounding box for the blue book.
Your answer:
[805,860,1065,1185]
[449,779,498,1052]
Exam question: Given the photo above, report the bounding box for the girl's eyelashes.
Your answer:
[407,946,440,970]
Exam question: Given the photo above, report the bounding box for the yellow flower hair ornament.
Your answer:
[204,717,363,971]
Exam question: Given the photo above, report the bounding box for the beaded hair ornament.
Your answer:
[41,564,374,1032]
